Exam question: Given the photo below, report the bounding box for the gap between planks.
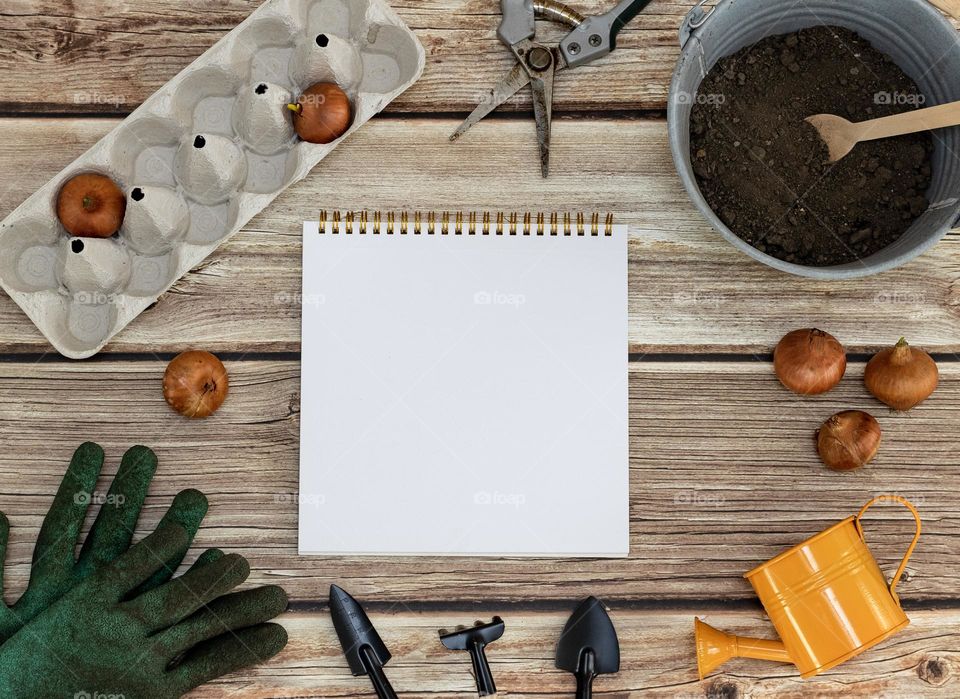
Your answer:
[2,117,960,354]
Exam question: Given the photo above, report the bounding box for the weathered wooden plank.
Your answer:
[187,608,960,697]
[0,359,956,602]
[1,117,959,354]
[0,0,683,115]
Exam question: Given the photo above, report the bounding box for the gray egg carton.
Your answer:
[0,0,424,358]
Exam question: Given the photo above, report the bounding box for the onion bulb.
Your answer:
[288,82,352,144]
[816,410,881,471]
[865,338,938,411]
[773,328,846,395]
[56,173,126,238]
[163,350,229,418]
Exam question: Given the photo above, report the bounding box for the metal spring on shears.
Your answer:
[534,0,585,27]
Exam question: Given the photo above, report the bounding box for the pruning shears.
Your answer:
[450,0,653,177]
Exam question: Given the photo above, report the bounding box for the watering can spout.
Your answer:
[694,618,792,679]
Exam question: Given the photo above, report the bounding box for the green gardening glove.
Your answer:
[0,442,208,643]
[0,522,288,698]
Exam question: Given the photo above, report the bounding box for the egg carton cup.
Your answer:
[0,0,424,358]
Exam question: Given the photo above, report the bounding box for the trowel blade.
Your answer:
[555,596,620,675]
[329,584,392,676]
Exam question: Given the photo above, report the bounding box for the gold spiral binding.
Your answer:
[317,211,615,236]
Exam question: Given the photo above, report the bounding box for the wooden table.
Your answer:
[1,1,958,696]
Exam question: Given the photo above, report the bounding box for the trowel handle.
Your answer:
[575,649,597,699]
[575,672,595,699]
[367,664,398,699]
[856,495,922,602]
[361,647,398,699]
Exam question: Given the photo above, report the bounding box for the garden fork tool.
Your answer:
[451,0,652,177]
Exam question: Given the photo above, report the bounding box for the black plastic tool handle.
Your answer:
[362,646,399,699]
[560,0,653,68]
[469,641,497,696]
[575,649,597,699]
[607,0,653,44]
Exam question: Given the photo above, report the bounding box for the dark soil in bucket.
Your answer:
[690,26,933,267]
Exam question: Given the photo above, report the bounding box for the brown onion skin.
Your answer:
[816,410,881,471]
[56,173,126,238]
[865,338,938,411]
[774,328,846,395]
[163,350,229,418]
[290,82,352,144]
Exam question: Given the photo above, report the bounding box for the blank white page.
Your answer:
[298,218,628,556]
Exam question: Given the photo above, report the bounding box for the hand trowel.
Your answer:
[329,584,399,699]
[555,596,620,699]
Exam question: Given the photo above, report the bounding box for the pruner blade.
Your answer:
[529,66,555,178]
[449,62,531,142]
[512,40,557,178]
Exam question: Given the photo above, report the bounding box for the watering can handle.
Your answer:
[855,495,922,602]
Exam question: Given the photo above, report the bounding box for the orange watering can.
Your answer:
[695,495,922,679]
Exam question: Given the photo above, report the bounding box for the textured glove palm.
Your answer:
[0,521,288,697]
[0,442,208,643]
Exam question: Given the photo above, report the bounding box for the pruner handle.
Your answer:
[498,0,536,47]
[560,0,652,67]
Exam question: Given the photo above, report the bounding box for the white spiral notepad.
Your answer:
[298,212,628,556]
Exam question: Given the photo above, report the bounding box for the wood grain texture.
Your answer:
[1,3,958,697]
[0,0,683,115]
[1,117,960,355]
[0,358,956,602]
[185,608,960,697]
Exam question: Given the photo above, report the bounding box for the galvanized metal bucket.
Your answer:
[668,0,960,279]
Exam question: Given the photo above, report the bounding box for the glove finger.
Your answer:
[126,552,250,632]
[31,442,104,577]
[128,548,222,603]
[76,445,158,576]
[129,488,208,596]
[158,585,288,657]
[104,521,189,598]
[186,548,224,572]
[172,622,288,693]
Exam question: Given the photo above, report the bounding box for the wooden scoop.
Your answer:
[806,100,960,163]
[928,0,960,21]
